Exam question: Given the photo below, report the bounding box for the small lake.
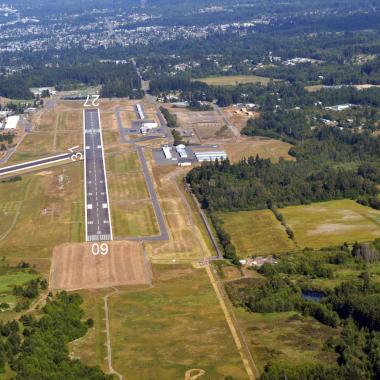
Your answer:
[301,290,325,302]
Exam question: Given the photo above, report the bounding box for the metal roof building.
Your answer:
[176,144,188,158]
[136,104,145,119]
[194,151,227,162]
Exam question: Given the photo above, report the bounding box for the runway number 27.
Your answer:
[84,95,100,107]
[92,243,109,256]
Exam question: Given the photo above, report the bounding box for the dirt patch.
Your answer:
[308,223,364,235]
[152,265,195,281]
[50,241,151,290]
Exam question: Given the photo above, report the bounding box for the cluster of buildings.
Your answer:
[158,144,228,167]
[134,104,158,134]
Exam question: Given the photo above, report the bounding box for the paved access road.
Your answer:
[84,109,113,242]
[0,153,72,176]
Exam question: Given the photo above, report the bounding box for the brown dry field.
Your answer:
[164,105,226,143]
[222,136,295,163]
[146,165,213,262]
[50,241,151,290]
[222,106,259,131]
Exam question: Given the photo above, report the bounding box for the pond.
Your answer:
[301,290,325,302]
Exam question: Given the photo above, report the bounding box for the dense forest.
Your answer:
[0,63,142,99]
[0,291,110,379]
[186,157,379,212]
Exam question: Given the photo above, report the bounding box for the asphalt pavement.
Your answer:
[84,109,113,242]
[0,153,72,176]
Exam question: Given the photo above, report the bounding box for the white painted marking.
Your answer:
[87,204,93,210]
[102,203,108,209]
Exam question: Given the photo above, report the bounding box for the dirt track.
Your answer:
[50,241,151,290]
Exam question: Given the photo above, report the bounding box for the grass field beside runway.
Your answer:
[0,162,84,261]
[106,150,157,237]
[108,172,149,201]
[106,151,141,173]
[145,166,213,262]
[282,199,380,248]
[217,209,296,257]
[112,201,159,237]
[107,265,247,379]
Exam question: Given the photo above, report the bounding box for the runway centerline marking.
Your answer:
[83,108,113,242]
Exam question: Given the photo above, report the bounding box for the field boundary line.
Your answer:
[104,287,123,380]
[0,201,22,241]
[52,113,60,152]
[206,265,258,380]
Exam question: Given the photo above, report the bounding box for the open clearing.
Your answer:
[217,210,296,257]
[164,105,227,143]
[282,199,380,248]
[107,265,247,379]
[50,241,151,290]
[197,75,272,86]
[235,308,339,373]
[222,137,294,163]
[0,162,84,261]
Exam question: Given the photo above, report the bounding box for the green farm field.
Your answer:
[217,209,296,257]
[107,265,247,379]
[197,75,272,86]
[282,199,380,249]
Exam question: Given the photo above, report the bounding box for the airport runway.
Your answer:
[84,109,113,242]
[0,152,72,175]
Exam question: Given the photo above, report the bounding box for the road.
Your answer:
[213,104,240,138]
[0,152,73,176]
[116,146,169,242]
[84,109,113,242]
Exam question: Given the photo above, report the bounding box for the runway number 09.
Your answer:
[92,243,109,256]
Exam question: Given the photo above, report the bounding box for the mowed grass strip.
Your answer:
[106,151,141,172]
[282,199,380,249]
[235,309,339,373]
[217,210,296,257]
[197,75,272,86]
[111,201,159,237]
[108,265,247,379]
[108,172,149,201]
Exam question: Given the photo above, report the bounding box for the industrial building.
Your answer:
[194,150,227,162]
[136,104,145,119]
[140,121,158,134]
[162,145,173,159]
[176,144,188,158]
[4,115,20,130]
